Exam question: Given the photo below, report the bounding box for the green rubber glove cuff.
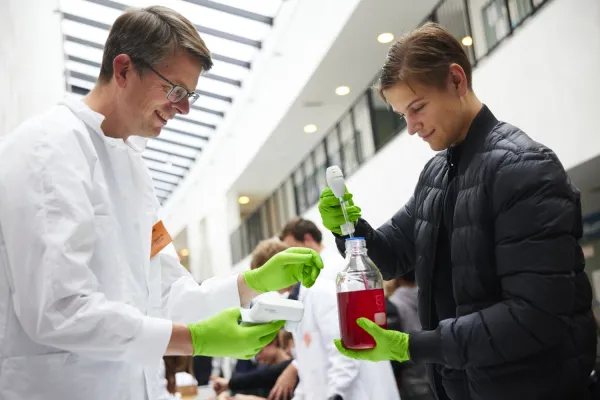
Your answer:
[243,269,267,294]
[388,329,411,363]
[188,323,205,356]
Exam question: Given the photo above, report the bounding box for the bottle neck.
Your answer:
[345,238,367,257]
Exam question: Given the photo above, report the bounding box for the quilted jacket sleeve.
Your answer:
[413,151,585,368]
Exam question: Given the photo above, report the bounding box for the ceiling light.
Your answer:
[180,248,189,257]
[304,124,318,134]
[377,33,394,44]
[335,86,351,96]
[462,36,473,46]
[238,195,250,205]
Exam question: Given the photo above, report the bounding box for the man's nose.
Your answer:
[173,97,190,115]
[406,116,422,136]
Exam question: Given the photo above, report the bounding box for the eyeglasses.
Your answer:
[137,59,200,105]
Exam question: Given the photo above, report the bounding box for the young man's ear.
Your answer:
[448,63,468,96]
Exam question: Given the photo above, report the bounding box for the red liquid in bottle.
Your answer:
[337,288,387,350]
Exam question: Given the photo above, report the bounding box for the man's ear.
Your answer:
[448,63,468,97]
[303,233,314,244]
[113,54,133,88]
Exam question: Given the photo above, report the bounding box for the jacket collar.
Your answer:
[447,104,499,175]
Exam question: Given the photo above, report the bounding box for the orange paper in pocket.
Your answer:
[151,220,172,258]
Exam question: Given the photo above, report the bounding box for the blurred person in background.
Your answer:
[0,6,323,400]
[268,218,400,400]
[385,273,435,400]
[318,22,596,400]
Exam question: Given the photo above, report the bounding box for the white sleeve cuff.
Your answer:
[167,273,241,323]
[219,273,242,308]
[125,317,172,366]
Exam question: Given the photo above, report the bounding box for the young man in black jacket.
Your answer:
[318,22,596,400]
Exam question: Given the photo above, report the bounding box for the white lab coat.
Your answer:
[0,96,241,400]
[291,270,400,400]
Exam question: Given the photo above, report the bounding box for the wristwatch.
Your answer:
[327,395,343,400]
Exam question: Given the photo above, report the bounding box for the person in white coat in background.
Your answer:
[257,218,400,400]
[0,6,323,400]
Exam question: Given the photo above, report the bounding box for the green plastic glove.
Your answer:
[243,247,324,293]
[188,307,284,359]
[318,187,362,236]
[334,318,410,362]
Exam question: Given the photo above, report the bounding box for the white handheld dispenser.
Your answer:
[326,166,355,236]
[240,296,304,332]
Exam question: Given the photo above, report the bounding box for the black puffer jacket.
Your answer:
[336,106,596,400]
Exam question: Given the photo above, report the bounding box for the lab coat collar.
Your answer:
[60,94,148,153]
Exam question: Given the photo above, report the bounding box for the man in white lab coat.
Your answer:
[0,6,322,400]
[264,218,400,400]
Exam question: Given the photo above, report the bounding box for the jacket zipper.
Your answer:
[429,149,455,329]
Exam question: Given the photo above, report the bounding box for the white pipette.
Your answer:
[326,166,355,237]
[327,166,370,290]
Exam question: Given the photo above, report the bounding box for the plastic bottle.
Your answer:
[336,237,387,350]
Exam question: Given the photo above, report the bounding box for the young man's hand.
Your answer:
[318,187,362,236]
[334,318,410,362]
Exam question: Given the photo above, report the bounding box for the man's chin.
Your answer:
[428,140,451,152]
[142,127,162,139]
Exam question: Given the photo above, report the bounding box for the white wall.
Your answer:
[472,0,600,171]
[0,0,65,137]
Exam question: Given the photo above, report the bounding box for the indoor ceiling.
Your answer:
[58,0,285,204]
[228,0,438,204]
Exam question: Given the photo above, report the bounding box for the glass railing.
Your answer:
[229,0,552,265]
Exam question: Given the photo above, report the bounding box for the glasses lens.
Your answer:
[189,93,200,105]
[168,86,187,103]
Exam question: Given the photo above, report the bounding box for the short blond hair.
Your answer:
[99,5,212,83]
[250,239,288,270]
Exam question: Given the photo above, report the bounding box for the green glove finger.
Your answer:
[283,247,318,255]
[257,321,285,346]
[334,339,370,360]
[319,187,336,199]
[324,213,361,228]
[357,318,384,338]
[311,250,324,270]
[310,264,320,282]
[320,187,355,201]
[303,268,317,288]
[273,252,315,264]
